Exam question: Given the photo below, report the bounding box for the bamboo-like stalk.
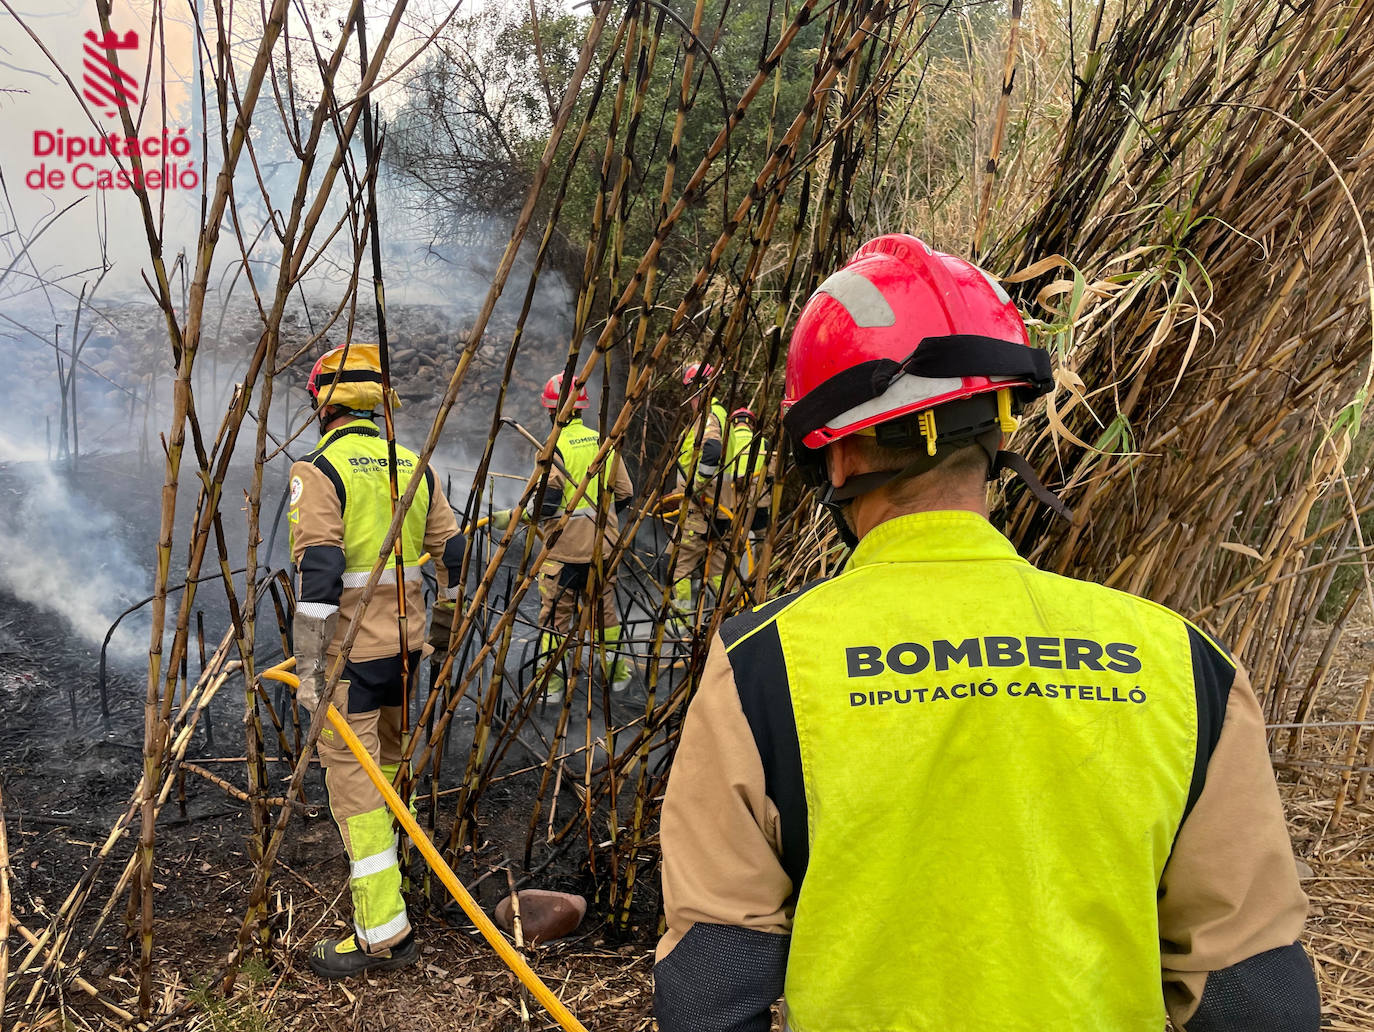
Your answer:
[354,0,413,786]
[180,762,318,814]
[1331,668,1374,827]
[973,0,1023,256]
[0,782,10,1017]
[10,921,136,1025]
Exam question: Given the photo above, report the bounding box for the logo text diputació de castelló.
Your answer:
[27,27,199,193]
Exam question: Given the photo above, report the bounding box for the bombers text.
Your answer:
[845,635,1142,677]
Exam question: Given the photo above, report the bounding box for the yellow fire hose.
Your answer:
[260,659,588,1032]
[653,493,754,577]
[653,491,736,522]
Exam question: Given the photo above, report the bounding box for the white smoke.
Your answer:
[0,432,151,660]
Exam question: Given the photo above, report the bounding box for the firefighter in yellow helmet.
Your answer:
[655,236,1318,1031]
[289,342,466,979]
[490,373,635,701]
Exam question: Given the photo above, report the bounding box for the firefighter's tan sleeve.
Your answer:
[544,464,567,510]
[677,411,724,476]
[288,460,344,561]
[539,464,588,563]
[1159,663,1309,1024]
[423,473,463,597]
[657,634,792,963]
[705,410,723,447]
[611,451,633,502]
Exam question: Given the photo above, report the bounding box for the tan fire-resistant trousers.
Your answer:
[315,683,411,952]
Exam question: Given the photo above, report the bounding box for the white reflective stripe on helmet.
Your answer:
[974,265,1012,305]
[823,372,963,435]
[817,268,895,328]
[356,908,410,947]
[340,566,425,588]
[350,837,399,880]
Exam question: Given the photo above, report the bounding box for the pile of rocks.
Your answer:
[82,295,566,432]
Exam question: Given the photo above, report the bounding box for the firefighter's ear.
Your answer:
[826,438,855,491]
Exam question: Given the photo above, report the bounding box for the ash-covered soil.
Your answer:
[0,446,671,1030]
[0,590,660,1030]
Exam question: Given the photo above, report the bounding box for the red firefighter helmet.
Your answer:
[781,234,1050,453]
[682,361,715,386]
[731,407,756,425]
[542,372,590,410]
[781,234,1065,532]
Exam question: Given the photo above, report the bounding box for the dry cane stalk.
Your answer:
[0,782,10,1017]
[1330,666,1374,828]
[10,921,136,1025]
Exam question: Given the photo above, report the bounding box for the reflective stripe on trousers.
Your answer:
[343,805,410,949]
[340,565,425,589]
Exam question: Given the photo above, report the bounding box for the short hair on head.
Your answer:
[845,433,990,505]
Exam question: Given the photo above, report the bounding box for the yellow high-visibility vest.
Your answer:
[295,419,430,581]
[719,510,1229,1031]
[553,418,618,513]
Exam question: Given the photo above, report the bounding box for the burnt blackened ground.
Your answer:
[0,456,667,1029]
[1,589,660,1030]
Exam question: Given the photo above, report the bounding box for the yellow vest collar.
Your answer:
[318,417,380,447]
[848,510,1025,568]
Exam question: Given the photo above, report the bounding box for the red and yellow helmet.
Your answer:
[542,372,590,410]
[781,234,1049,456]
[307,343,397,412]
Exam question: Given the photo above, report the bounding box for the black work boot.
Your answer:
[308,931,419,980]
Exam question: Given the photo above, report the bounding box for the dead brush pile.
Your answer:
[772,0,1374,1022]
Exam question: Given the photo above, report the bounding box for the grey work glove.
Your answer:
[293,603,339,713]
[428,599,457,661]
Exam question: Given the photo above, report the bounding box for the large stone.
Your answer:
[493,889,587,943]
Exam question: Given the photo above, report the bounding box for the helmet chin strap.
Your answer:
[816,481,861,549]
[817,430,1072,548]
[990,450,1073,522]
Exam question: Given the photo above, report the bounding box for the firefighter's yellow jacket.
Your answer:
[656,510,1311,1032]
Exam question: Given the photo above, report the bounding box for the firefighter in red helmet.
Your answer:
[655,235,1318,1032]
[490,373,635,700]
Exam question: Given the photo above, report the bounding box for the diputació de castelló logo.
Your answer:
[26,26,200,193]
[83,27,139,116]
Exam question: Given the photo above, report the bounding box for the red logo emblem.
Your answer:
[82,30,140,118]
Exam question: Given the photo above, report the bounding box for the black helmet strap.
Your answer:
[812,418,1072,547]
[782,334,1053,449]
